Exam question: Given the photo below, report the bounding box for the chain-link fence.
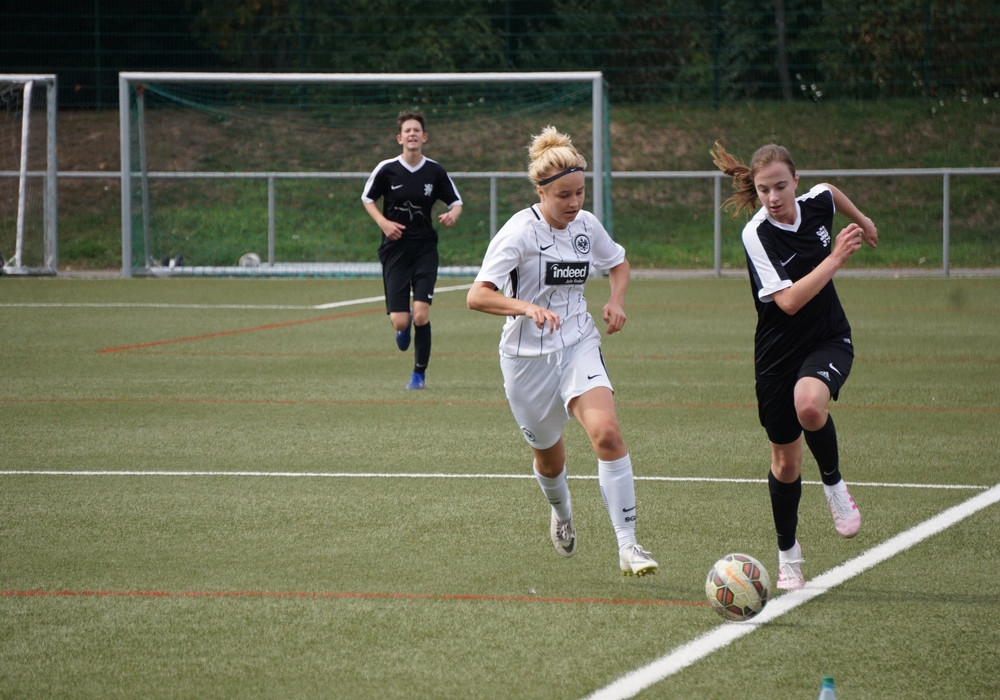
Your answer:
[4,1,998,110]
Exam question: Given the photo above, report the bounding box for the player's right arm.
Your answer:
[770,224,865,316]
[466,282,561,332]
[362,200,405,240]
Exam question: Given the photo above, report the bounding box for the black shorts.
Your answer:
[755,340,854,445]
[378,238,438,314]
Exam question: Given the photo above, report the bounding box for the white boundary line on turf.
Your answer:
[0,302,324,310]
[0,284,473,311]
[0,471,990,492]
[583,483,1000,700]
[313,283,471,309]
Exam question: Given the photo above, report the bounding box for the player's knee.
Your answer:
[795,402,826,431]
[794,377,830,431]
[770,457,800,482]
[589,423,624,454]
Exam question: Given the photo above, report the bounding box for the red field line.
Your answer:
[1,588,708,607]
[2,396,998,414]
[0,396,507,407]
[97,308,382,354]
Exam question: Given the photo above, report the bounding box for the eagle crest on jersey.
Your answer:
[574,234,591,254]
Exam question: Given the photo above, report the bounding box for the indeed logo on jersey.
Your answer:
[546,262,590,285]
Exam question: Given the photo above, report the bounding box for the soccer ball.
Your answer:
[239,252,261,267]
[705,553,771,622]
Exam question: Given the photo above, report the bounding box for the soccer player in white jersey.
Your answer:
[712,141,878,590]
[467,126,657,577]
[362,111,463,390]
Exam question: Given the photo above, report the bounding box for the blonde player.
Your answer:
[467,126,657,576]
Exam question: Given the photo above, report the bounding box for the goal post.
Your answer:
[0,74,58,275]
[117,71,610,278]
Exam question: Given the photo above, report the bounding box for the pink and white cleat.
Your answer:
[826,483,861,538]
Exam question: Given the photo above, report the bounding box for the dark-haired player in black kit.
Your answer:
[712,141,878,590]
[362,111,463,390]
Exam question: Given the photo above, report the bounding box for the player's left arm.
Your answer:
[438,203,462,227]
[822,183,878,248]
[602,259,630,335]
[436,171,463,227]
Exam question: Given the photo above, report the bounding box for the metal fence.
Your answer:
[25,166,990,278]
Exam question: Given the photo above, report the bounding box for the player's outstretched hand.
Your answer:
[602,302,627,335]
[859,216,878,248]
[833,222,866,263]
[381,220,405,240]
[527,305,561,333]
[438,210,458,227]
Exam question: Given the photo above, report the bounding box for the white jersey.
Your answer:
[474,205,626,357]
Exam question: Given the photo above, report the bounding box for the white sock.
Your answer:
[534,462,572,521]
[779,540,803,562]
[822,479,848,499]
[598,454,638,550]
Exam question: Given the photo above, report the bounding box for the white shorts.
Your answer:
[500,332,613,450]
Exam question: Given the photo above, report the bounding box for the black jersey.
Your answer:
[742,185,853,378]
[361,155,462,244]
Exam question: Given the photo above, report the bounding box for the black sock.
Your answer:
[413,321,431,374]
[804,415,841,486]
[768,470,801,552]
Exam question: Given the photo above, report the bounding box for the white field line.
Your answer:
[1,467,992,697]
[0,283,473,311]
[583,482,1000,700]
[0,302,324,310]
[313,283,471,309]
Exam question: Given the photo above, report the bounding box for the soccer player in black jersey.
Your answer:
[712,141,878,590]
[362,111,463,390]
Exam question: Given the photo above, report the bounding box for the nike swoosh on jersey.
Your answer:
[540,244,554,251]
[781,253,797,266]
[391,184,403,190]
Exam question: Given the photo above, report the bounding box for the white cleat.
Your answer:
[826,485,861,538]
[619,543,658,577]
[776,541,805,590]
[550,509,577,558]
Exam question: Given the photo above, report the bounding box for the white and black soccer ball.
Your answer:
[705,553,771,622]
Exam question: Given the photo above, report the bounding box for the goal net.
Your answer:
[118,72,610,278]
[0,75,58,275]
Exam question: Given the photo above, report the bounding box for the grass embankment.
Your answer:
[23,99,1000,271]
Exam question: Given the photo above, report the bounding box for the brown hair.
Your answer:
[528,126,587,187]
[711,141,796,218]
[397,110,426,133]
